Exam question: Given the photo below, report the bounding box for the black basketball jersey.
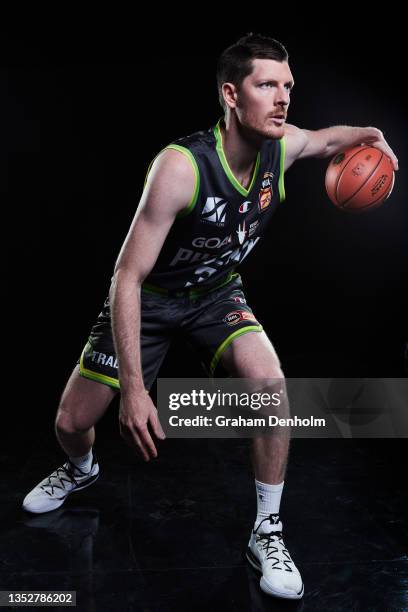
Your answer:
[142,118,286,292]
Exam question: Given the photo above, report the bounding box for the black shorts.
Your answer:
[77,273,263,391]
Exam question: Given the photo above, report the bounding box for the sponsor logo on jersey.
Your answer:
[182,237,261,286]
[192,235,232,249]
[248,220,259,237]
[236,221,247,245]
[201,196,228,226]
[170,248,210,267]
[239,200,252,214]
[258,172,274,212]
[232,295,246,304]
[224,310,257,326]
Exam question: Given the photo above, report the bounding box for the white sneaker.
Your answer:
[22,453,99,514]
[246,513,304,599]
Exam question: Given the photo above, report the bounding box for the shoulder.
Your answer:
[282,123,308,172]
[142,147,197,218]
[146,146,197,190]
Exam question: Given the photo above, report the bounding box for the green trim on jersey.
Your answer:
[143,144,200,219]
[142,270,240,298]
[278,137,286,202]
[79,343,120,389]
[214,119,260,197]
[166,145,200,218]
[209,324,263,376]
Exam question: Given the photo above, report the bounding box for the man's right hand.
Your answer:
[119,391,166,461]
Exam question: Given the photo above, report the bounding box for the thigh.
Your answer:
[183,276,264,377]
[77,293,172,392]
[220,329,283,378]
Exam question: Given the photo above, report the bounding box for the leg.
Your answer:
[23,365,117,514]
[220,330,304,600]
[55,364,118,457]
[220,330,290,484]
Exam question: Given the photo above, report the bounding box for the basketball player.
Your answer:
[22,34,398,599]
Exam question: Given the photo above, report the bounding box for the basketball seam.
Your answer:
[343,152,384,208]
[335,147,383,207]
[334,146,372,206]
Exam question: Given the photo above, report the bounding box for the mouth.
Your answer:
[270,115,285,126]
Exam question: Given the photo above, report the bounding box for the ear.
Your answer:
[221,82,238,110]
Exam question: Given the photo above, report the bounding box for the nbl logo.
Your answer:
[201,197,228,226]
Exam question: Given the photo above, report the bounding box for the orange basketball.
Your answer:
[325,145,395,212]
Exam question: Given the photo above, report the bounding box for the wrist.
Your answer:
[120,377,148,397]
[362,126,382,143]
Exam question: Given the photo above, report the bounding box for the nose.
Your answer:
[276,85,290,108]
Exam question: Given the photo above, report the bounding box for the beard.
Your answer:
[239,113,285,142]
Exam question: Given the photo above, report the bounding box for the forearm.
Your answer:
[109,270,145,395]
[323,125,380,157]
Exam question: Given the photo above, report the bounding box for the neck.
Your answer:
[219,114,264,188]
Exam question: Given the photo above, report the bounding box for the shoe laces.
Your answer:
[253,513,293,572]
[40,460,87,496]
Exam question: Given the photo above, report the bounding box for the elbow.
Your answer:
[318,142,334,159]
[109,267,144,301]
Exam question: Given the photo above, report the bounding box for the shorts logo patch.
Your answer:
[224,310,257,326]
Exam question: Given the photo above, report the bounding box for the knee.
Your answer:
[55,405,91,435]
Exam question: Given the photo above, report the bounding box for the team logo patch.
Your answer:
[201,197,228,226]
[224,310,257,326]
[258,172,274,212]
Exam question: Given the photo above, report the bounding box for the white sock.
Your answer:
[68,449,93,474]
[255,479,284,527]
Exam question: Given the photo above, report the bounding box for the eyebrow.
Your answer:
[257,79,295,88]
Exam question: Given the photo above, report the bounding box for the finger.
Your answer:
[150,411,166,440]
[135,424,158,460]
[120,422,149,460]
[131,428,152,461]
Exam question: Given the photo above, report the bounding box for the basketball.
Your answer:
[325,145,395,212]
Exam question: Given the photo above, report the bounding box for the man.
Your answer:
[22,33,398,600]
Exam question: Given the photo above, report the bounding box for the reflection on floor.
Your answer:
[1,434,407,611]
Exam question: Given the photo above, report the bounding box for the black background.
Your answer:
[5,15,407,433]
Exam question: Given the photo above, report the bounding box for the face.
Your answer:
[226,58,294,139]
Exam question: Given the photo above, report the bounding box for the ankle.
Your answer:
[68,448,93,473]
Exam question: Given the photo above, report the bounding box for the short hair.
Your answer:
[216,33,289,111]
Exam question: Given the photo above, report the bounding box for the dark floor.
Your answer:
[1,430,407,611]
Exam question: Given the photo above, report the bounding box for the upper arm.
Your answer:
[112,148,196,282]
[283,123,328,172]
